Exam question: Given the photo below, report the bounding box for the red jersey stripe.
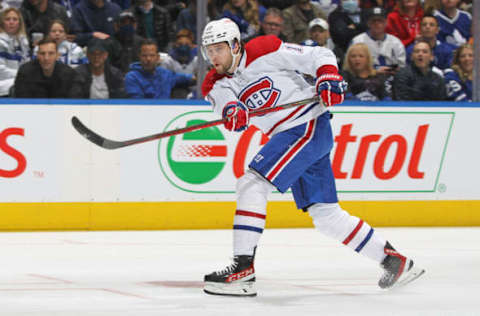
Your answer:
[266,120,315,181]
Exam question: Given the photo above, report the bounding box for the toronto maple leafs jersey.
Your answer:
[350,32,406,68]
[444,68,472,102]
[434,9,471,47]
[202,35,338,137]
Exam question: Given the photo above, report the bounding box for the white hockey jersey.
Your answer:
[202,35,338,137]
[350,32,406,68]
[0,32,29,96]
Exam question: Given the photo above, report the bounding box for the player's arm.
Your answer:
[270,42,347,106]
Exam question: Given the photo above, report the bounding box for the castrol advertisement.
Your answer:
[0,103,476,203]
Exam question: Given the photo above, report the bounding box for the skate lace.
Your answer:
[215,258,238,275]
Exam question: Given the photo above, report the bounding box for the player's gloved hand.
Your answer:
[222,101,249,132]
[315,73,348,106]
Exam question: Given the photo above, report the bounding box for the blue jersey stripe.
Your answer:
[355,228,374,252]
[0,51,23,61]
[233,225,264,234]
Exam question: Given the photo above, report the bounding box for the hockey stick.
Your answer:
[71,96,320,150]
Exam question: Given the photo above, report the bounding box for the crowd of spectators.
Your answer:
[0,0,474,101]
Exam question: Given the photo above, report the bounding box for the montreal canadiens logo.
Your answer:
[238,77,281,110]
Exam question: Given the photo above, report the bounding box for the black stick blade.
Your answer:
[71,116,122,150]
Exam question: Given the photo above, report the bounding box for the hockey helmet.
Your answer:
[201,18,241,61]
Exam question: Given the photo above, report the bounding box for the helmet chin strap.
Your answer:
[227,42,241,74]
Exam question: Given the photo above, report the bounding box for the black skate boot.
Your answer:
[204,254,256,297]
[378,242,425,289]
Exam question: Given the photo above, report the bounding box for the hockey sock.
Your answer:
[233,170,274,256]
[308,203,387,263]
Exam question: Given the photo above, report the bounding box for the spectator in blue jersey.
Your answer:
[407,14,456,70]
[33,19,87,68]
[125,39,195,99]
[393,40,447,101]
[444,43,472,102]
[71,0,121,47]
[341,42,387,101]
[0,8,29,96]
[222,0,266,40]
[433,0,471,47]
[406,14,456,71]
[20,0,70,46]
[129,0,174,52]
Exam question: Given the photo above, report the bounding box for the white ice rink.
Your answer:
[1,227,479,316]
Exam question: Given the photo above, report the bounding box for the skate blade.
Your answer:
[204,281,257,297]
[390,266,425,289]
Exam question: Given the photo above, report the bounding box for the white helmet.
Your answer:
[201,18,242,70]
[202,18,241,49]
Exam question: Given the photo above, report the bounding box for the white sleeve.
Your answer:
[268,42,339,77]
[206,83,238,116]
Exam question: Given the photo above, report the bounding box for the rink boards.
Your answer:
[0,99,479,230]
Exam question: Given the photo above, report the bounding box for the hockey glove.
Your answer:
[315,73,348,107]
[222,101,249,132]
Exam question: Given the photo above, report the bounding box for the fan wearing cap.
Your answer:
[301,18,333,49]
[13,38,83,97]
[350,7,406,76]
[111,10,144,74]
[75,38,126,99]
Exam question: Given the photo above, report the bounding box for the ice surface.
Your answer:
[1,227,478,315]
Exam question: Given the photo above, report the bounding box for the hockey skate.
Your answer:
[378,242,425,289]
[204,254,256,297]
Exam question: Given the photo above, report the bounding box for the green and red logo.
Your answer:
[158,111,269,193]
[158,111,231,192]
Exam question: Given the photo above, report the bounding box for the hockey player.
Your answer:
[201,18,425,297]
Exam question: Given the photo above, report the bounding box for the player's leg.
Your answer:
[292,155,425,289]
[203,169,274,296]
[204,115,328,297]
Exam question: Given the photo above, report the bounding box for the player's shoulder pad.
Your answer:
[245,35,282,67]
[201,68,228,97]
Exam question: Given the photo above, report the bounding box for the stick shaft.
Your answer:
[72,96,320,149]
